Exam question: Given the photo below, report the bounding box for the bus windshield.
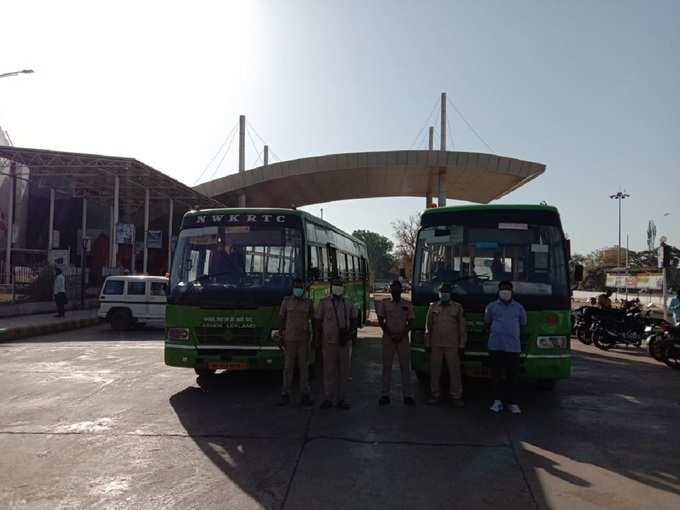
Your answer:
[414,223,568,297]
[171,225,303,290]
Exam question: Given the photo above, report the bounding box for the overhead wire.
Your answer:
[247,120,283,163]
[246,126,262,166]
[408,97,441,150]
[446,96,495,154]
[194,121,238,184]
[207,127,239,181]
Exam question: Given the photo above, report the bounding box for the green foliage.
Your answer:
[352,230,395,280]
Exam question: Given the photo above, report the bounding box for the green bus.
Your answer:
[164,208,369,376]
[410,204,573,387]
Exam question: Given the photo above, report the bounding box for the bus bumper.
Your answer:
[164,344,286,371]
[411,347,571,380]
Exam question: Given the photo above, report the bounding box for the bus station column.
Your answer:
[143,188,149,274]
[167,198,173,274]
[4,163,15,284]
[111,176,119,268]
[48,188,55,254]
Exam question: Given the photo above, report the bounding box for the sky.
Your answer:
[1,0,679,255]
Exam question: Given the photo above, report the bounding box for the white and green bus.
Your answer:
[411,204,574,388]
[164,208,369,376]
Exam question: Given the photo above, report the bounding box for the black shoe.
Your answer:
[379,396,391,407]
[404,396,416,407]
[336,400,351,410]
[301,394,314,408]
[277,394,290,407]
[320,400,333,410]
[451,398,465,408]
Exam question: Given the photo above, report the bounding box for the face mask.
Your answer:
[439,292,451,302]
[331,285,344,297]
[499,290,513,302]
[293,287,304,298]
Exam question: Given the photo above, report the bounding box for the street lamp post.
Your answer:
[609,191,630,268]
[0,69,34,80]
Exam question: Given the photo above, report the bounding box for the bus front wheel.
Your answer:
[194,368,216,378]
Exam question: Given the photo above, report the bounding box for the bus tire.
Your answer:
[194,368,216,377]
[110,309,132,331]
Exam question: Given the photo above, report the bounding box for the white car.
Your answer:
[98,275,168,330]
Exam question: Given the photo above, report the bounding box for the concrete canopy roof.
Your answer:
[0,146,222,209]
[194,150,545,208]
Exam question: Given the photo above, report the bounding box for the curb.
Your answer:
[0,317,101,343]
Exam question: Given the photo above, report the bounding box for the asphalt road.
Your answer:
[1,325,679,510]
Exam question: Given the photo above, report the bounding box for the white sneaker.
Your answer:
[490,400,503,413]
[509,404,522,415]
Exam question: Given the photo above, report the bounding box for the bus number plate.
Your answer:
[208,361,249,371]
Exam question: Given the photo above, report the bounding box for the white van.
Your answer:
[98,275,168,330]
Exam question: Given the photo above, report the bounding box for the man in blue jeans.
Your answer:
[485,281,527,414]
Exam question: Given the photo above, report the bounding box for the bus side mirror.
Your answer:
[574,264,584,283]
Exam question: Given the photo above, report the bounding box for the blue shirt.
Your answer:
[670,297,680,323]
[485,299,527,353]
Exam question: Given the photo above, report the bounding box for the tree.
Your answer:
[392,214,421,280]
[352,230,395,280]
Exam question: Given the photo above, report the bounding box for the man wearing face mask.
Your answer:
[377,280,416,407]
[425,282,467,407]
[278,278,315,407]
[315,277,358,410]
[485,281,528,415]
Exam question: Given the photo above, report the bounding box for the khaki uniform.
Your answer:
[425,301,467,399]
[279,296,314,396]
[316,295,357,402]
[377,297,415,398]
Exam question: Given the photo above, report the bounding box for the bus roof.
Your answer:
[183,207,366,247]
[422,204,559,216]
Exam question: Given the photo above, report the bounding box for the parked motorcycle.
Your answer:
[657,327,680,370]
[572,306,597,345]
[591,307,653,351]
[644,320,674,361]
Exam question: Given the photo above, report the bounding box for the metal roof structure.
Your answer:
[0,146,222,209]
[194,150,545,208]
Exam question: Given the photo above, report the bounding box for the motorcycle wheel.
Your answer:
[663,345,680,370]
[593,331,612,351]
[649,336,666,362]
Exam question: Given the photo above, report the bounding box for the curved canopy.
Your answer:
[194,150,545,207]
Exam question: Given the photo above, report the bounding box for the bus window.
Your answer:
[338,252,347,278]
[351,256,357,280]
[308,245,321,280]
[327,246,338,278]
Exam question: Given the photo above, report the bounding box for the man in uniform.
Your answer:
[425,282,467,407]
[315,277,358,410]
[377,280,416,407]
[278,278,314,407]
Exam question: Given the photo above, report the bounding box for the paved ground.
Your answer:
[0,309,98,330]
[1,325,679,510]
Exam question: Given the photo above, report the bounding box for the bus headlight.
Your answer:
[537,336,568,349]
[167,328,190,341]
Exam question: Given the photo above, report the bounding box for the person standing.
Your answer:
[377,280,416,407]
[278,278,314,407]
[315,277,357,410]
[53,267,67,318]
[486,281,527,415]
[425,282,467,408]
[670,289,680,326]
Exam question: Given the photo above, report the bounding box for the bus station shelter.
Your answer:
[0,146,222,287]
